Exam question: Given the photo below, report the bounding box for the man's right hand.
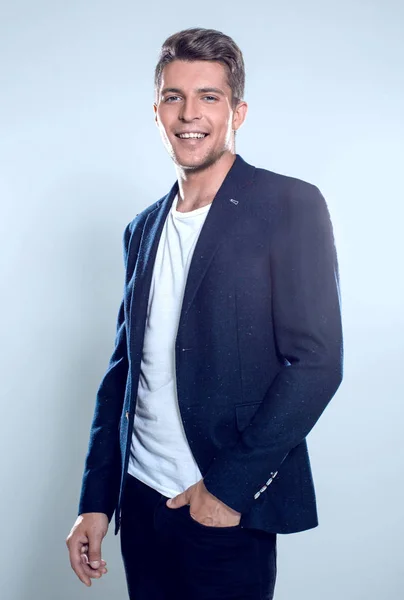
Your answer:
[66,513,109,587]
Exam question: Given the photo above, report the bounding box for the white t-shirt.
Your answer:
[127,194,211,497]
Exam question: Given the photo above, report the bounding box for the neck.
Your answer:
[174,152,236,212]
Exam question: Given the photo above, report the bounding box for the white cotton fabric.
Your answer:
[127,194,211,497]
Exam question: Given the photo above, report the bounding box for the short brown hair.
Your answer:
[154,27,245,108]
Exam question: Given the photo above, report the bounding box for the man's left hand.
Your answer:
[166,479,241,527]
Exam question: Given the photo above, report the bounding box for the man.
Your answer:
[66,27,343,600]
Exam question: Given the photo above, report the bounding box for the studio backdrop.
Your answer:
[0,1,403,599]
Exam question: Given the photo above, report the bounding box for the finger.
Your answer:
[79,544,107,577]
[79,560,105,581]
[87,532,104,569]
[167,491,188,508]
[81,553,108,575]
[80,545,106,566]
[69,553,92,587]
[81,549,106,565]
[81,554,107,574]
[67,536,92,586]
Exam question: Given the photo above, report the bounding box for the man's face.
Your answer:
[154,60,246,171]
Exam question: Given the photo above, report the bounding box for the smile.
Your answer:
[176,133,209,139]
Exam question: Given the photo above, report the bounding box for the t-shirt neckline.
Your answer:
[171,194,212,219]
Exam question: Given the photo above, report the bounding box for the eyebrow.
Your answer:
[160,86,226,97]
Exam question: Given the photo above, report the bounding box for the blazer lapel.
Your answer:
[128,154,256,356]
[178,154,256,328]
[128,180,178,357]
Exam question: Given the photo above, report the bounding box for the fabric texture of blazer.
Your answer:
[78,154,344,536]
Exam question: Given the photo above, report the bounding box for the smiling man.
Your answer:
[157,59,242,179]
[66,27,343,600]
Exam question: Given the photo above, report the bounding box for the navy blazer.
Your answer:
[78,154,343,536]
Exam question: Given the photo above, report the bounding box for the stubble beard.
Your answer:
[170,144,228,175]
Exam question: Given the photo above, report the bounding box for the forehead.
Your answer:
[159,60,231,93]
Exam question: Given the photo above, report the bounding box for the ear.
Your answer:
[153,103,159,127]
[232,100,248,133]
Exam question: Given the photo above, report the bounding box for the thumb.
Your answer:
[167,491,188,509]
[87,532,103,569]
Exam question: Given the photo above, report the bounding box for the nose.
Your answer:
[178,97,201,122]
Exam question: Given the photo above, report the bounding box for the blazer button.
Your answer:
[125,411,129,420]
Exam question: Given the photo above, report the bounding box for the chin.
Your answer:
[172,149,223,172]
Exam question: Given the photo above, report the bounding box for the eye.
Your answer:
[164,95,181,103]
[203,96,218,102]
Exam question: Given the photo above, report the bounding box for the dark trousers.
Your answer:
[120,473,277,600]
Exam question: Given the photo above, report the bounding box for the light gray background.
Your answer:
[1,1,403,599]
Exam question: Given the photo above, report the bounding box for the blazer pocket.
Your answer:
[235,402,262,432]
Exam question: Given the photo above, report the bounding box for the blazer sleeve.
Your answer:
[77,222,132,521]
[203,181,344,514]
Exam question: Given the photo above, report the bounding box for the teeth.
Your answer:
[178,133,207,139]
